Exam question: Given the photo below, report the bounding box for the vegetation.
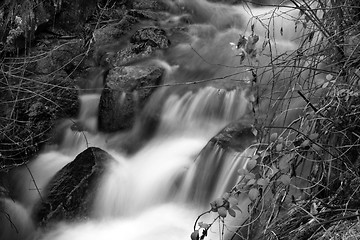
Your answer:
[191,0,360,239]
[0,0,101,169]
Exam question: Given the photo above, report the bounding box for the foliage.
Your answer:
[192,0,360,239]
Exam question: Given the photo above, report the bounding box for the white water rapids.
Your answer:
[7,86,251,240]
[0,0,314,239]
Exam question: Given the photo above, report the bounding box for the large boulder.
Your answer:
[94,21,171,68]
[98,24,170,133]
[98,65,163,132]
[35,147,116,226]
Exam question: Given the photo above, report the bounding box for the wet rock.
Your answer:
[127,9,169,21]
[94,23,171,69]
[210,122,257,152]
[92,15,140,68]
[130,26,171,51]
[185,121,256,203]
[112,34,167,68]
[93,15,139,47]
[93,12,169,55]
[35,147,116,226]
[130,0,170,11]
[74,66,109,94]
[98,65,164,132]
[97,24,171,133]
[107,109,161,155]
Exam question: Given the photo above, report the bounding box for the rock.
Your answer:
[35,147,116,226]
[103,25,171,70]
[92,8,170,59]
[127,9,169,21]
[210,122,257,152]
[184,121,256,203]
[93,15,139,47]
[97,24,171,133]
[107,109,161,155]
[98,65,164,132]
[130,0,170,11]
[94,23,171,68]
[130,26,171,51]
[92,15,140,68]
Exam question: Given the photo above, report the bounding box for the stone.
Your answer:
[210,122,257,152]
[106,109,161,155]
[99,25,171,68]
[130,26,171,50]
[97,23,171,133]
[92,15,140,68]
[98,65,164,132]
[35,147,116,226]
[130,0,170,11]
[184,121,256,203]
[127,9,169,21]
[93,15,139,47]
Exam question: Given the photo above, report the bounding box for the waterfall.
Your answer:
[20,84,250,240]
[3,84,252,240]
[0,0,308,239]
[159,87,249,135]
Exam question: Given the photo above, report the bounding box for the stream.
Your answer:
[1,0,311,239]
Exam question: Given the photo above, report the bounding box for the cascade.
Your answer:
[0,0,314,239]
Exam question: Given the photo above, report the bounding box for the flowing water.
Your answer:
[1,0,313,239]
